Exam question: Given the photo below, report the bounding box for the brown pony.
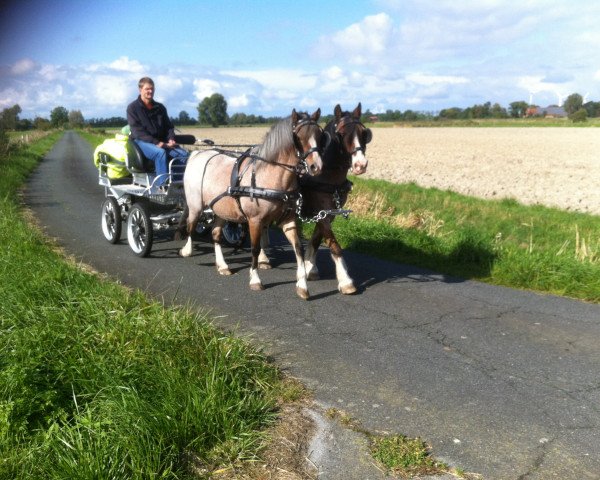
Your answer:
[179,109,323,299]
[299,103,371,294]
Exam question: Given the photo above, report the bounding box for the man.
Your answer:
[126,77,187,188]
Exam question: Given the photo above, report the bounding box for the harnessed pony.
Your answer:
[299,103,372,294]
[179,109,324,299]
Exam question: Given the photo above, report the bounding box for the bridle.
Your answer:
[334,115,371,156]
[293,117,324,165]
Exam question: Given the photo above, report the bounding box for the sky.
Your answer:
[1,0,599,120]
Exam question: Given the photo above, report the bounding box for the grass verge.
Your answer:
[0,134,297,478]
[303,178,600,303]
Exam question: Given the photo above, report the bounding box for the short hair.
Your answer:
[138,77,154,89]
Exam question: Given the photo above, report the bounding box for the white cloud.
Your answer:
[109,56,145,73]
[11,58,36,75]
[229,94,249,109]
[222,69,318,92]
[192,78,221,101]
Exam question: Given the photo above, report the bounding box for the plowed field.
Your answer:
[185,126,600,215]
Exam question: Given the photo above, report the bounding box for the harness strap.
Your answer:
[208,148,300,213]
[229,186,299,203]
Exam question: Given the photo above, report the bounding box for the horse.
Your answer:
[178,109,324,299]
[298,103,372,294]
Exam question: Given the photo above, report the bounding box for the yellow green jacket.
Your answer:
[93,133,131,179]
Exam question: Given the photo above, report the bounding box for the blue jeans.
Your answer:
[133,139,188,185]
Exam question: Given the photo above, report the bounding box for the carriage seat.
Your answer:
[125,134,197,174]
[125,139,151,173]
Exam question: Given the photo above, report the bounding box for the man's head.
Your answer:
[138,77,155,104]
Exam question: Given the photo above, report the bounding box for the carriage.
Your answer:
[96,104,371,298]
[95,133,245,257]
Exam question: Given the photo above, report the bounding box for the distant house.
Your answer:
[526,105,567,118]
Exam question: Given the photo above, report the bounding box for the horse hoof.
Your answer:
[250,282,265,291]
[296,287,309,300]
[339,283,357,295]
[218,268,232,276]
[307,271,320,281]
[258,261,272,270]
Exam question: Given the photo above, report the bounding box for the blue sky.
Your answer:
[1,0,599,120]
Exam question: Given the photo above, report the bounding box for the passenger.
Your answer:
[126,76,188,189]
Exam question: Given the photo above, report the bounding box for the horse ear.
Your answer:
[320,131,332,152]
[353,102,362,119]
[312,108,321,121]
[291,109,298,125]
[334,104,342,120]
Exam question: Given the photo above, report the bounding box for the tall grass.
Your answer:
[304,178,600,303]
[0,135,284,478]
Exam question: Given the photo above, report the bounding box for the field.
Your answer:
[183,126,600,216]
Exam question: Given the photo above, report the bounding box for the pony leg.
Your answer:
[304,222,324,281]
[247,222,264,290]
[179,206,198,257]
[323,227,356,295]
[258,225,271,269]
[212,220,232,275]
[281,219,309,300]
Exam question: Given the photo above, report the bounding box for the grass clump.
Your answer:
[370,434,447,477]
[303,177,600,303]
[0,135,284,478]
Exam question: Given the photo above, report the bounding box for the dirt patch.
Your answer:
[184,126,600,216]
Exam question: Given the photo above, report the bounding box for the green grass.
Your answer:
[303,178,600,303]
[0,135,286,478]
[370,434,448,477]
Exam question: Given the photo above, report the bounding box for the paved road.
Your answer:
[25,132,600,479]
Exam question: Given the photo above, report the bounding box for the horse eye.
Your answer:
[363,128,373,144]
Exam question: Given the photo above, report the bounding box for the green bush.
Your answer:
[569,108,588,123]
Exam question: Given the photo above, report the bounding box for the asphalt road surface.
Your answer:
[24,132,600,479]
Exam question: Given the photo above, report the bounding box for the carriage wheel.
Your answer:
[127,204,153,257]
[101,197,122,244]
[222,222,247,248]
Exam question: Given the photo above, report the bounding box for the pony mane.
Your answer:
[255,116,294,163]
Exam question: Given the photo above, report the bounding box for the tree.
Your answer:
[33,117,52,131]
[68,109,85,128]
[583,101,600,118]
[490,103,508,118]
[509,101,528,118]
[563,93,583,115]
[198,93,228,127]
[569,108,587,123]
[0,104,22,130]
[50,106,69,128]
[439,107,463,119]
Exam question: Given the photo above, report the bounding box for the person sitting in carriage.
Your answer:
[126,76,188,190]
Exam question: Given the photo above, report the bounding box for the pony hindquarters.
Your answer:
[179,149,238,260]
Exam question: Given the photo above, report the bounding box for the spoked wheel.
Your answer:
[127,204,153,257]
[101,197,122,244]
[222,222,247,248]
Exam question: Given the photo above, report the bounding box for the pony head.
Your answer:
[334,103,371,175]
[292,108,323,176]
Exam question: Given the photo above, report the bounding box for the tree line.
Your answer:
[2,92,600,132]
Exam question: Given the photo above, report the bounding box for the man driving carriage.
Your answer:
[126,76,188,190]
